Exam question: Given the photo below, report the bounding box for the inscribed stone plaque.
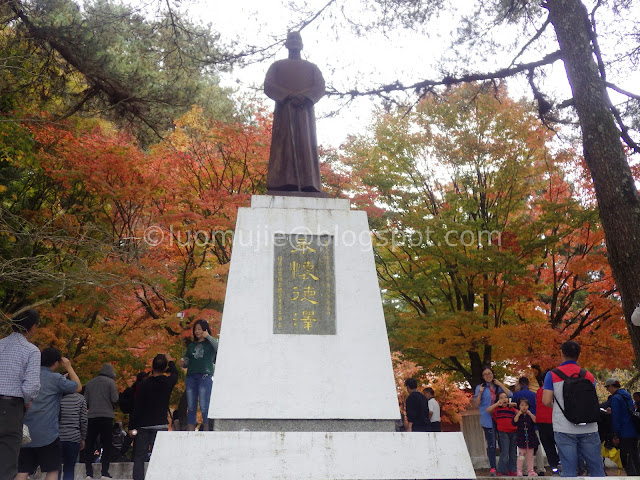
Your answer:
[273,234,336,335]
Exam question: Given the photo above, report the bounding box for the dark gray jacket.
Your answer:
[84,363,119,419]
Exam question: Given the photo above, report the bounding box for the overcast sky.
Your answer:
[185,0,637,151]
[187,0,472,146]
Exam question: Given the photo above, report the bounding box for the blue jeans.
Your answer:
[497,431,517,474]
[59,441,80,480]
[554,431,605,477]
[483,425,497,469]
[186,373,213,425]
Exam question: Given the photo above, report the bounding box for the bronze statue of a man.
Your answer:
[264,31,325,193]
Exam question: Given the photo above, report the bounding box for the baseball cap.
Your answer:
[604,378,620,387]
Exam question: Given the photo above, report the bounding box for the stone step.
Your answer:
[30,462,628,480]
[146,431,475,479]
[30,463,624,479]
[28,462,144,479]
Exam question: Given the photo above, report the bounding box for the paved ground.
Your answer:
[27,464,626,479]
[475,465,623,479]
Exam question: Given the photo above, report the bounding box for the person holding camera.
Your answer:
[180,319,218,431]
[130,353,177,480]
[17,347,81,480]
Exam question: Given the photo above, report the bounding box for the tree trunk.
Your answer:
[546,0,640,368]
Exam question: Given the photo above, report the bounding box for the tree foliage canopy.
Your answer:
[2,0,639,396]
[341,83,630,387]
[0,105,270,383]
[270,0,640,369]
[1,0,237,143]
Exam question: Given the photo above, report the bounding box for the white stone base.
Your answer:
[146,431,476,479]
[209,195,399,422]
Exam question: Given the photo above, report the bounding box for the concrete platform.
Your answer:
[145,431,476,480]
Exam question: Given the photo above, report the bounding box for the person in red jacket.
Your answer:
[536,376,560,474]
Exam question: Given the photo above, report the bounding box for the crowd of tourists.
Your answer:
[467,340,640,477]
[0,310,218,480]
[403,340,640,477]
[4,309,640,480]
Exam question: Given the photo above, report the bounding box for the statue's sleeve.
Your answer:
[264,62,290,102]
[304,64,325,104]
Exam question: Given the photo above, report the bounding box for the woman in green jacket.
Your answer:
[181,319,218,431]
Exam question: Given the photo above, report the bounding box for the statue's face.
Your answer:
[285,33,303,52]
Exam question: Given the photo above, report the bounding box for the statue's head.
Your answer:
[285,31,303,52]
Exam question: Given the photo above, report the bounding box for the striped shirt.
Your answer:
[492,406,517,433]
[59,392,88,443]
[0,332,40,403]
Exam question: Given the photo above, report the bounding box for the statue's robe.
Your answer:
[264,58,325,192]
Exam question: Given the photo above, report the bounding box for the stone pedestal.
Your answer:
[146,195,475,479]
[209,195,399,430]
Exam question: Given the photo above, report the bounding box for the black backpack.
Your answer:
[552,367,600,425]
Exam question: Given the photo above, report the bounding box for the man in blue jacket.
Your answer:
[605,378,640,475]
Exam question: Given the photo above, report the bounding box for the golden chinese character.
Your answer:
[302,285,318,303]
[300,261,319,280]
[290,260,319,280]
[290,261,300,280]
[301,311,317,331]
[291,286,318,304]
[291,238,316,254]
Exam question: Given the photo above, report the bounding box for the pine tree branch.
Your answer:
[330,50,563,98]
[509,16,551,67]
